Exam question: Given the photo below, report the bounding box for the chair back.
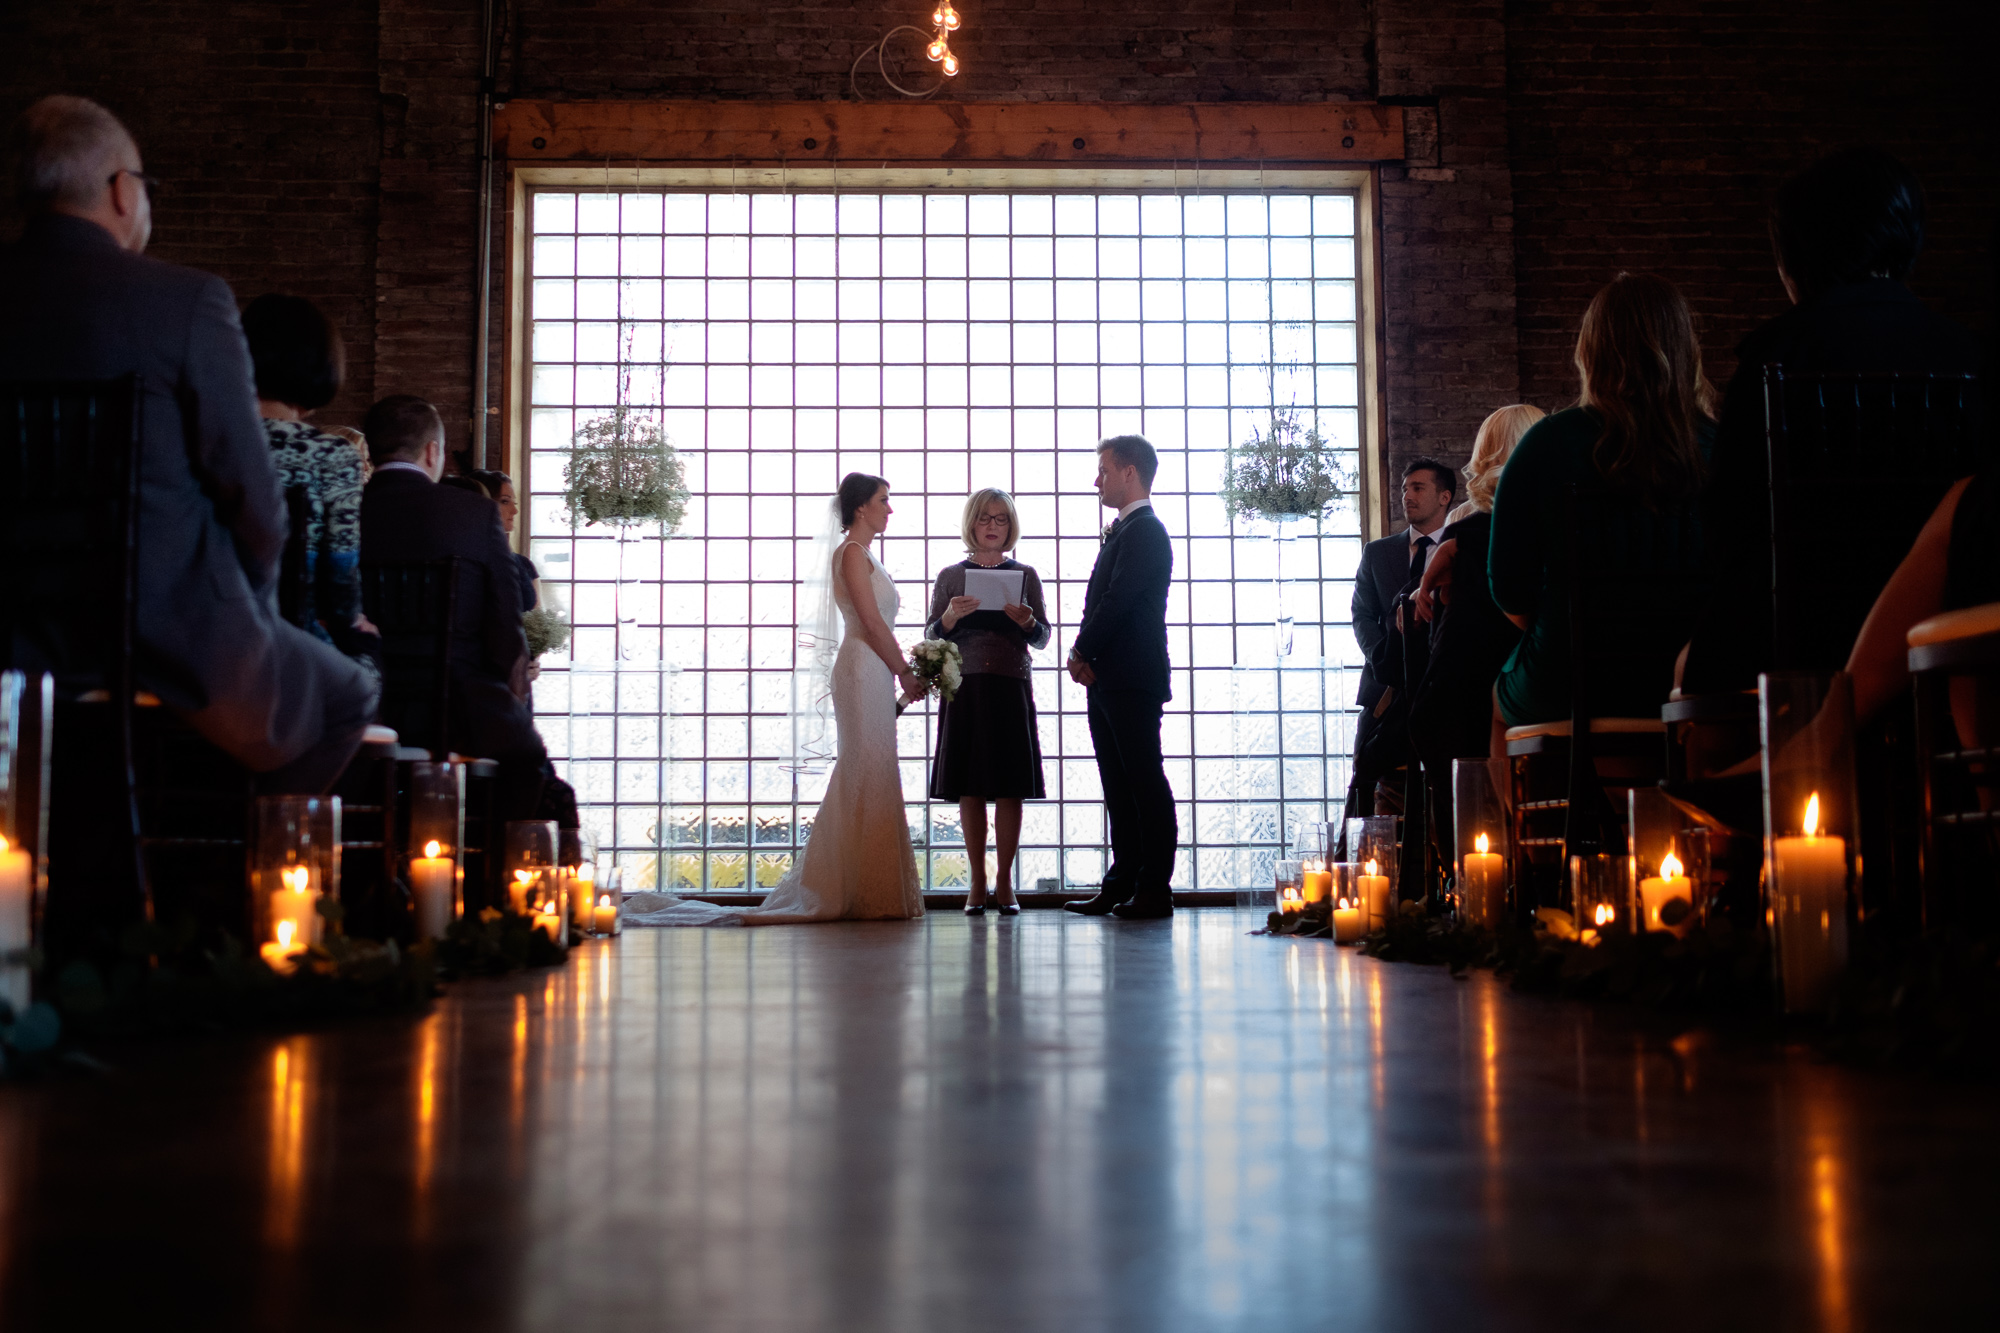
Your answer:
[1766,366,1984,670]
[1563,481,1704,849]
[361,560,459,761]
[0,377,143,700]
[277,484,314,631]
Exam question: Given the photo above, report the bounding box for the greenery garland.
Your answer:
[562,406,690,530]
[1219,406,1353,522]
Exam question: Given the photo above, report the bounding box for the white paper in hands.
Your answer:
[963,567,1024,611]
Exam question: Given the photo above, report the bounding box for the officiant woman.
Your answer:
[926,488,1051,914]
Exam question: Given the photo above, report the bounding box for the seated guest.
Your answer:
[358,395,575,828]
[1488,273,1715,748]
[925,487,1051,914]
[1407,405,1543,767]
[0,95,374,793]
[326,425,371,482]
[1682,148,1984,691]
[241,293,378,673]
[468,468,540,612]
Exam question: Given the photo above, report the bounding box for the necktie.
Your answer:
[1408,534,1432,586]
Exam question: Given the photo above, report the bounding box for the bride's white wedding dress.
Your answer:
[622,542,924,926]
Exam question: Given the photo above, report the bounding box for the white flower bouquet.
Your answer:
[909,638,964,703]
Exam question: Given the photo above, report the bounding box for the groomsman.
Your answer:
[1064,436,1179,919]
[1339,458,1455,848]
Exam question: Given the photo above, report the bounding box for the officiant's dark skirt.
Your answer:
[928,673,1047,801]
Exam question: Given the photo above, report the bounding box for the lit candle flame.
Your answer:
[578,863,596,884]
[1660,851,1684,880]
[0,834,9,853]
[1803,792,1821,838]
[276,919,295,949]
[598,894,612,909]
[423,840,443,859]
[1593,903,1614,926]
[1474,833,1489,855]
[1365,858,1379,877]
[514,869,534,884]
[282,865,310,894]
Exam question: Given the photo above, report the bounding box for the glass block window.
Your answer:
[523,186,1369,894]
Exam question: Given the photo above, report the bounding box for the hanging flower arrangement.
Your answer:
[1219,406,1353,523]
[561,405,690,530]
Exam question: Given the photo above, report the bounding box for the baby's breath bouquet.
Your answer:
[562,406,690,531]
[909,638,964,703]
[1219,405,1353,523]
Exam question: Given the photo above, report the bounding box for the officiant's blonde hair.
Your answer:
[960,487,1020,552]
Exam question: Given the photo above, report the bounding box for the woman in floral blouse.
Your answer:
[242,294,376,669]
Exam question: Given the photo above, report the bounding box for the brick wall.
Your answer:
[3,0,1990,473]
[1508,0,1998,409]
[0,0,383,425]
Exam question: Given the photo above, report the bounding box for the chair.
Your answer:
[1767,367,1984,672]
[360,560,503,912]
[1908,602,2000,932]
[1505,484,1684,912]
[0,377,268,953]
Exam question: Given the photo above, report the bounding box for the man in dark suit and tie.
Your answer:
[1339,458,1455,847]
[0,96,376,793]
[358,395,573,827]
[1063,435,1178,919]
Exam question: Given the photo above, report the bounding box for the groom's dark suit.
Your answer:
[1070,503,1177,906]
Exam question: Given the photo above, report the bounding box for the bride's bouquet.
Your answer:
[907,638,964,705]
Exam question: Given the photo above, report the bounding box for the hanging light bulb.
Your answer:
[941,4,962,30]
[941,48,960,76]
[926,35,947,61]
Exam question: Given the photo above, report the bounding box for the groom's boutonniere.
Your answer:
[1100,522,1115,543]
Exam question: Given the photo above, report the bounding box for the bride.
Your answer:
[623,473,926,925]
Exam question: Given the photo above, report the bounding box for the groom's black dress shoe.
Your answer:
[1062,886,1132,916]
[1110,891,1173,920]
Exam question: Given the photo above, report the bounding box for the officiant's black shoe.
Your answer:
[1110,892,1173,920]
[1062,886,1132,916]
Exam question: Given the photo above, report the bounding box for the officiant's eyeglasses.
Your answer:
[974,512,1010,524]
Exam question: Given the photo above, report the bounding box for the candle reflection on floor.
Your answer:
[266,1039,311,1248]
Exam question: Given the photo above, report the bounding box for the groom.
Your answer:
[1064,435,1179,919]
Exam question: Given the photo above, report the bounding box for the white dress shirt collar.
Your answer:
[1117,498,1153,523]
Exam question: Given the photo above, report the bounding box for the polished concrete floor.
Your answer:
[2,910,1997,1332]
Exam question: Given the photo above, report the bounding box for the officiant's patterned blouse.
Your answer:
[924,489,1050,802]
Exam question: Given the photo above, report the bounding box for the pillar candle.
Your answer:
[1637,851,1694,937]
[1301,861,1332,905]
[267,864,318,953]
[1772,794,1847,1014]
[593,893,620,936]
[569,864,598,931]
[1460,834,1505,930]
[1331,896,1363,943]
[1359,859,1392,932]
[411,840,455,942]
[510,869,538,915]
[1277,881,1305,915]
[0,835,32,1012]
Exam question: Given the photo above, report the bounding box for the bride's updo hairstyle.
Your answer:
[837,472,889,530]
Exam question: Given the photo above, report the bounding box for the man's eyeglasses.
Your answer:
[107,169,161,203]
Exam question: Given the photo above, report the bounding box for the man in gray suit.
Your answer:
[0,96,375,792]
[1338,457,1454,847]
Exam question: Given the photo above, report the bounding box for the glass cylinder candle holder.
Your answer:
[504,819,558,915]
[1348,816,1399,930]
[253,795,340,970]
[0,671,42,1013]
[1329,863,1366,943]
[1629,786,1704,937]
[562,829,599,935]
[1569,853,1628,945]
[1274,859,1305,915]
[407,761,463,942]
[1760,672,1858,1016]
[1452,759,1508,931]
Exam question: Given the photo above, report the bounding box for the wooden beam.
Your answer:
[495,101,1404,167]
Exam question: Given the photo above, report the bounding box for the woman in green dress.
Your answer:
[1486,272,1718,756]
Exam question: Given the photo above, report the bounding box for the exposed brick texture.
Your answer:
[0,0,383,425]
[3,0,1990,480]
[1507,0,1998,407]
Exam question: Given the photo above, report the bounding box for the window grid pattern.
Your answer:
[524,189,1366,894]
